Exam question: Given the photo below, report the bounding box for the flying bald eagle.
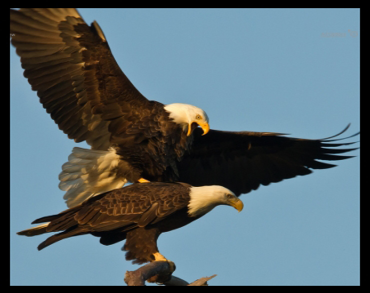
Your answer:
[10,8,210,207]
[17,182,243,265]
[10,8,358,208]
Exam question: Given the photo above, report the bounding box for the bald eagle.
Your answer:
[10,8,358,208]
[10,8,210,207]
[17,182,243,265]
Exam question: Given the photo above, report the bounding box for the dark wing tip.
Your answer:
[310,124,359,168]
[319,123,359,142]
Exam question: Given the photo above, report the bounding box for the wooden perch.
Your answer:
[187,275,217,286]
[124,261,216,286]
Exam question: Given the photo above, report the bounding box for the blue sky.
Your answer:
[10,8,359,286]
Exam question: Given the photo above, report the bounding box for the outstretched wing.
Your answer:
[10,8,148,150]
[177,125,359,196]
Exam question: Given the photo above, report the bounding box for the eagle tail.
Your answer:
[59,147,127,207]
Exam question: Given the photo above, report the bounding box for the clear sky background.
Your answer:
[10,8,359,286]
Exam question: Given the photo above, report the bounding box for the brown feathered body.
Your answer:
[109,101,192,183]
[18,182,200,264]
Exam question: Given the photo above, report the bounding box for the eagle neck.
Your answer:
[163,103,190,132]
[187,186,222,218]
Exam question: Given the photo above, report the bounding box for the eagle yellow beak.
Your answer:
[200,122,210,136]
[230,198,244,212]
[187,121,210,136]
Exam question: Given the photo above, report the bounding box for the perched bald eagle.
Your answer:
[10,8,358,208]
[17,182,243,264]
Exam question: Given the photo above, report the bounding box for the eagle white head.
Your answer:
[187,185,244,217]
[164,103,210,136]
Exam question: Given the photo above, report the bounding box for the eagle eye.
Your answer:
[195,114,201,120]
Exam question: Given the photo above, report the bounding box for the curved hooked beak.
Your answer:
[187,121,210,136]
[230,198,244,212]
[200,122,210,136]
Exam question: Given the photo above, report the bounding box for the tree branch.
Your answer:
[187,274,217,286]
[124,261,174,286]
[124,261,216,286]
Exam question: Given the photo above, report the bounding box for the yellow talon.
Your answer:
[152,252,168,262]
[146,252,176,284]
[138,178,150,183]
[152,252,176,273]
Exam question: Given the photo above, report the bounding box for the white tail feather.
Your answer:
[59,147,127,208]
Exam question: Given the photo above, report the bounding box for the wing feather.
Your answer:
[63,183,189,232]
[11,8,149,150]
[177,126,359,196]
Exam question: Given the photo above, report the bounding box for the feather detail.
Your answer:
[59,147,127,207]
